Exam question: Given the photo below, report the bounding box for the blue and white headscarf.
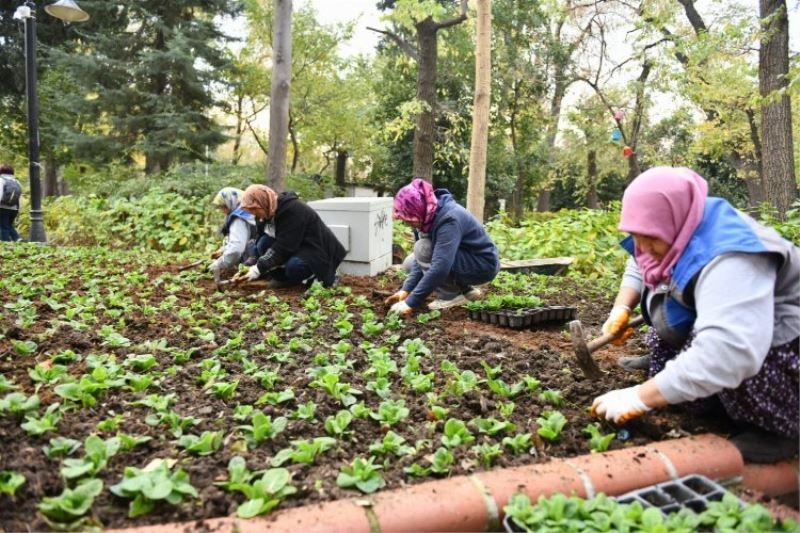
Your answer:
[213,187,255,226]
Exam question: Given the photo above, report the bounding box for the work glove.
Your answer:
[208,259,221,273]
[385,290,409,305]
[602,304,634,346]
[389,300,413,317]
[234,264,261,284]
[591,385,651,424]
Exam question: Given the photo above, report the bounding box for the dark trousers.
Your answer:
[255,234,314,284]
[0,208,20,242]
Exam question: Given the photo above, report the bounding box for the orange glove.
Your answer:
[591,385,651,424]
[385,290,409,305]
[602,305,633,346]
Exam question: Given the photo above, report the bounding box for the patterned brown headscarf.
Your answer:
[241,185,278,219]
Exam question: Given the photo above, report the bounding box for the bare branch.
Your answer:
[434,0,468,30]
[676,0,707,35]
[367,26,419,61]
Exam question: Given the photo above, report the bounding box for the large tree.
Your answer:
[466,0,491,221]
[52,0,240,174]
[758,0,797,217]
[370,0,468,182]
[267,0,292,191]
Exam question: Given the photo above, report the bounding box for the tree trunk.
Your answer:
[759,0,797,218]
[335,150,348,188]
[413,18,438,182]
[267,0,293,193]
[289,111,299,173]
[538,66,568,212]
[466,0,491,222]
[586,149,599,208]
[44,150,58,198]
[232,93,244,165]
[510,98,525,222]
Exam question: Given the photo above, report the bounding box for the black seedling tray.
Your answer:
[468,306,577,329]
[614,474,743,515]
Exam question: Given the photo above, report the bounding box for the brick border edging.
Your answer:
[109,434,798,533]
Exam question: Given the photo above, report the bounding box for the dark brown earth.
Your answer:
[0,262,736,532]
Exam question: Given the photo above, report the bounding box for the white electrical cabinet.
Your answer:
[308,197,394,276]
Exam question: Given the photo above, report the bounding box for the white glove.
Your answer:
[389,300,413,317]
[208,259,221,272]
[602,304,631,335]
[244,264,261,282]
[591,385,651,424]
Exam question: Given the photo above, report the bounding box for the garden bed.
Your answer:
[0,245,733,531]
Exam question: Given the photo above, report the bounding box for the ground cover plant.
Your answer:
[0,244,735,530]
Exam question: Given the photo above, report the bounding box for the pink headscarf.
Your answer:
[619,167,708,289]
[393,178,439,233]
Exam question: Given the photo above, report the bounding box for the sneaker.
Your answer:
[618,355,651,371]
[428,294,469,310]
[463,287,482,301]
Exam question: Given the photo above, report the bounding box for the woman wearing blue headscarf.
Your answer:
[208,187,262,276]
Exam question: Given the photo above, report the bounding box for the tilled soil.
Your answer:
[0,265,734,532]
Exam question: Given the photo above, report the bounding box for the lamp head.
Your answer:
[44,0,89,22]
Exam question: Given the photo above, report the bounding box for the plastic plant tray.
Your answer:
[614,474,744,515]
[468,306,577,329]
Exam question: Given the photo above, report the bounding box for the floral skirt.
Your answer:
[646,330,799,438]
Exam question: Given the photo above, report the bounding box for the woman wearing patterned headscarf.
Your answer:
[386,178,500,315]
[209,187,260,277]
[237,184,346,288]
[591,167,799,463]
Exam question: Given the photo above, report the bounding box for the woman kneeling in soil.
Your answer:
[208,187,270,278]
[386,178,500,315]
[236,184,346,288]
[592,167,799,463]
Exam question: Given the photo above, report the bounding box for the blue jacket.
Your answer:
[622,197,799,347]
[403,190,500,308]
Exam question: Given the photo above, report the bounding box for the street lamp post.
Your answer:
[13,0,88,243]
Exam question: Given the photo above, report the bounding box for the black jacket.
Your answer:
[256,192,346,286]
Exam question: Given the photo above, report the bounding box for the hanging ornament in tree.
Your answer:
[623,146,633,157]
[611,129,622,142]
[614,110,625,121]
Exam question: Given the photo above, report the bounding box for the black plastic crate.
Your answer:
[468,306,577,330]
[614,474,743,515]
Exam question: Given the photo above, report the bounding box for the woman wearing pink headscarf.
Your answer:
[385,179,500,315]
[592,167,799,463]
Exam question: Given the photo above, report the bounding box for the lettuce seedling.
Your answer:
[336,457,385,494]
[0,374,17,393]
[11,340,37,356]
[21,403,64,436]
[471,417,516,436]
[349,401,371,419]
[28,363,68,385]
[177,430,223,456]
[206,380,239,401]
[255,388,295,406]
[370,399,410,427]
[324,410,353,439]
[116,433,152,452]
[233,404,254,421]
[441,418,475,448]
[369,431,415,457]
[405,447,454,477]
[61,435,121,479]
[539,389,564,407]
[238,413,287,448]
[293,401,317,420]
[124,354,157,372]
[234,468,297,518]
[110,458,198,518]
[502,433,534,454]
[96,414,125,433]
[537,411,567,442]
[0,392,40,416]
[0,470,25,497]
[37,478,102,529]
[43,437,82,459]
[416,310,441,324]
[472,443,503,467]
[271,437,336,466]
[583,423,615,453]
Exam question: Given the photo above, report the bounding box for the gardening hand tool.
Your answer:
[591,384,651,424]
[569,315,645,379]
[211,248,223,259]
[389,300,413,317]
[178,259,204,272]
[384,290,409,305]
